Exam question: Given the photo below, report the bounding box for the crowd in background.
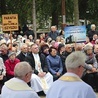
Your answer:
[0,24,98,95]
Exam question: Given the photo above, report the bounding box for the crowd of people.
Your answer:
[0,24,98,98]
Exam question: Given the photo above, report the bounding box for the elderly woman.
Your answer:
[46,47,63,81]
[5,52,20,80]
[83,45,98,91]
[0,57,6,93]
[0,57,6,78]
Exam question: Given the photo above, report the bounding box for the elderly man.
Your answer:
[0,44,9,63]
[17,43,29,61]
[48,26,59,41]
[87,24,98,42]
[1,62,39,98]
[46,51,96,98]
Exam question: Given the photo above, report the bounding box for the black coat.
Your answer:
[48,31,59,40]
[87,30,98,41]
[16,52,28,62]
[57,52,66,74]
[0,54,8,63]
[25,52,48,75]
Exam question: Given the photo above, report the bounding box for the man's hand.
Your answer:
[0,75,3,80]
[92,68,97,72]
[38,72,46,77]
[56,72,61,76]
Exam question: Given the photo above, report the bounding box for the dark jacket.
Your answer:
[57,52,66,74]
[25,52,48,75]
[0,52,9,63]
[16,52,29,62]
[46,54,63,75]
[87,30,98,41]
[48,31,59,40]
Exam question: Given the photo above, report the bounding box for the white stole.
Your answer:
[33,53,49,90]
[33,53,43,72]
[5,78,33,91]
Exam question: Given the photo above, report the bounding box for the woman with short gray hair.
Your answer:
[83,45,98,92]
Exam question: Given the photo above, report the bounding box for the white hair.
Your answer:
[21,43,28,49]
[51,26,56,29]
[91,24,96,29]
[65,51,86,70]
[29,35,33,38]
[14,62,32,78]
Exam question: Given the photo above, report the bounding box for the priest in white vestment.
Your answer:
[1,62,39,98]
[25,44,53,94]
[46,51,96,98]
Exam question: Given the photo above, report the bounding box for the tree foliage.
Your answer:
[87,0,98,23]
[0,0,98,27]
[5,0,33,25]
[79,0,98,24]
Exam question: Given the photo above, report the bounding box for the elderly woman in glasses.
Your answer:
[83,45,98,92]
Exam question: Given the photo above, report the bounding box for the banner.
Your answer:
[2,14,18,31]
[64,25,86,43]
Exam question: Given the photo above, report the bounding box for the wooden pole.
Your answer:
[74,37,77,51]
[61,0,66,30]
[10,31,12,50]
[62,0,66,24]
[32,0,37,39]
[74,0,79,26]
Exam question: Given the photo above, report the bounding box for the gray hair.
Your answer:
[14,62,32,78]
[66,51,86,70]
[84,45,92,51]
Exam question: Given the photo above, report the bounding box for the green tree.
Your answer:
[79,0,88,19]
[0,0,74,27]
[0,0,6,15]
[87,0,98,24]
[73,0,79,25]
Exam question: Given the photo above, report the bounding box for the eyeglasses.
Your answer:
[78,65,84,68]
[23,47,28,49]
[34,47,39,49]
[67,47,72,49]
[25,70,34,76]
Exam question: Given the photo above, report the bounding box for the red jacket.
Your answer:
[5,58,20,76]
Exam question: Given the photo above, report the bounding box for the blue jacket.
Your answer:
[46,55,63,75]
